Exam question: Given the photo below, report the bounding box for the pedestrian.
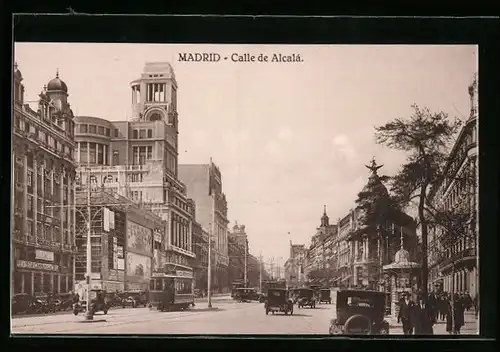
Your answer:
[397,292,415,335]
[473,295,478,319]
[464,292,472,311]
[446,294,465,335]
[427,291,438,322]
[413,294,435,335]
[439,294,448,321]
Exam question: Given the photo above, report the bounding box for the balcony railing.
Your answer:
[439,247,477,268]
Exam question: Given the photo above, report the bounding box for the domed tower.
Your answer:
[130,62,178,125]
[46,69,69,111]
[13,62,25,104]
[42,70,74,137]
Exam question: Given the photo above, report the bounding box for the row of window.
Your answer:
[77,123,111,137]
[12,272,73,295]
[77,142,110,165]
[173,196,189,213]
[171,213,190,251]
[13,246,72,268]
[132,129,154,139]
[23,220,71,245]
[15,115,74,159]
[132,146,154,165]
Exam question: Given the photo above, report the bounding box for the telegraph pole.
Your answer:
[244,238,248,287]
[259,252,263,292]
[207,221,212,308]
[85,165,93,321]
[270,257,275,281]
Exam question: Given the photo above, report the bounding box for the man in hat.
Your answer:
[413,294,435,335]
[398,291,415,335]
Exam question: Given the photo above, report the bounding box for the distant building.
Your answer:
[304,206,338,284]
[12,64,77,297]
[284,243,306,286]
[178,160,230,292]
[228,223,248,286]
[73,62,195,280]
[189,201,209,290]
[427,75,478,296]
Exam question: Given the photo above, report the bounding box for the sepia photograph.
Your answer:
[10,43,478,336]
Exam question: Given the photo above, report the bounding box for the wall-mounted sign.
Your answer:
[154,233,162,243]
[176,270,193,278]
[91,272,102,280]
[116,246,124,258]
[17,260,58,271]
[35,249,54,262]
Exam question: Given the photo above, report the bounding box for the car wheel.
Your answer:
[73,310,78,316]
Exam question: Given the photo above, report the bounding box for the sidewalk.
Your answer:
[194,294,232,303]
[387,310,478,335]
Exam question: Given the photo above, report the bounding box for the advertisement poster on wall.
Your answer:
[126,252,151,280]
[127,221,152,254]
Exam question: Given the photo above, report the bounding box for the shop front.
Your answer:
[14,258,73,296]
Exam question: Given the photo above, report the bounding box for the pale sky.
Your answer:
[14,43,477,268]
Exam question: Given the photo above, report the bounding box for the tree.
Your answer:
[374,104,462,297]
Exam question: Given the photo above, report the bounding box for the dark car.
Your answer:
[233,288,260,302]
[319,289,332,304]
[121,290,148,308]
[12,293,45,315]
[74,289,110,315]
[265,288,293,315]
[57,293,75,311]
[329,289,390,335]
[296,288,316,308]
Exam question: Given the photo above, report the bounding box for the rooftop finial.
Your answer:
[43,84,47,91]
[365,156,383,175]
[323,204,327,215]
[14,62,18,70]
[56,68,59,78]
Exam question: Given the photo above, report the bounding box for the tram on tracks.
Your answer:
[149,270,195,312]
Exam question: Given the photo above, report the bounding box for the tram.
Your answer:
[149,272,195,311]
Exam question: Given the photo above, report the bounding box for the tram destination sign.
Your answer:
[17,260,59,271]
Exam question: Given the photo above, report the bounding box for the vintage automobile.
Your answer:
[329,289,390,335]
[121,290,149,308]
[73,289,110,315]
[264,288,293,315]
[233,288,261,302]
[11,293,45,315]
[319,289,332,304]
[57,293,75,311]
[296,288,316,308]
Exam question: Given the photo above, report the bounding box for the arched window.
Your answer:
[149,112,162,121]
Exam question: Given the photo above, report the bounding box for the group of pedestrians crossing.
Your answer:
[397,291,478,335]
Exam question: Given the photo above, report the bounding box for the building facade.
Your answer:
[12,65,77,297]
[344,164,418,290]
[284,243,306,287]
[304,207,338,284]
[178,160,230,292]
[73,62,195,280]
[74,190,165,293]
[190,199,209,291]
[427,76,478,297]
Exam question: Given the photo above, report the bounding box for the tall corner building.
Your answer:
[73,62,195,281]
[12,64,77,297]
[178,161,230,292]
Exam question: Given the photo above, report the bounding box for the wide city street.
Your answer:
[11,296,334,335]
[11,295,478,335]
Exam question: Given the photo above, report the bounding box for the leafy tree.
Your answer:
[374,104,462,297]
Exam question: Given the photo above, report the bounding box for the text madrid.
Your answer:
[178,53,303,63]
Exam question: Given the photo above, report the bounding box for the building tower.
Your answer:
[320,205,329,228]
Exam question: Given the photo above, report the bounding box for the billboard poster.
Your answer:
[104,208,110,232]
[109,210,115,230]
[126,252,151,280]
[127,221,153,254]
[117,258,125,270]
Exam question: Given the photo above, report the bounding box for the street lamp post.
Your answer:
[85,166,93,321]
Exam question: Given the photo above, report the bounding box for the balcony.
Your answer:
[439,247,477,270]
